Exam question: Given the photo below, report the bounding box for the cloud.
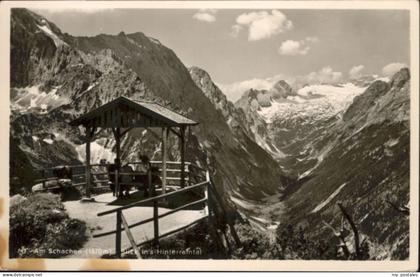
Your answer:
[219,65,343,102]
[296,66,343,86]
[217,74,287,102]
[278,37,318,56]
[382,62,408,77]
[230,24,242,37]
[232,10,292,41]
[279,40,310,56]
[193,9,217,23]
[349,65,365,79]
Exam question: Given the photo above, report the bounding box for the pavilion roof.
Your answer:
[70,96,198,128]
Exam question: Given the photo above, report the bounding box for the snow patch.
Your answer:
[76,138,115,164]
[84,83,98,93]
[148,36,161,45]
[311,182,348,213]
[298,168,314,180]
[11,85,69,114]
[385,138,399,147]
[230,195,255,210]
[375,76,390,83]
[258,83,366,124]
[37,25,67,47]
[43,138,54,144]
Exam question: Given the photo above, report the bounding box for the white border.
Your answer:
[0,1,418,271]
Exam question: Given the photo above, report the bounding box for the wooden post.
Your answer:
[188,165,192,187]
[116,210,122,258]
[187,126,192,187]
[147,163,152,197]
[41,169,46,190]
[161,127,167,194]
[114,168,119,197]
[180,126,186,188]
[204,182,210,217]
[338,202,361,259]
[86,126,92,198]
[114,127,121,198]
[150,167,159,246]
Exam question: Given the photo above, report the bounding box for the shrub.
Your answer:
[232,222,282,259]
[276,224,336,259]
[9,193,87,258]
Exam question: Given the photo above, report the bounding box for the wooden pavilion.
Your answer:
[70,96,198,199]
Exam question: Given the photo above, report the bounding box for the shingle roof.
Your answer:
[132,100,197,125]
[70,96,198,127]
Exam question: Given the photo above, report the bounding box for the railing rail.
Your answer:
[97,179,209,216]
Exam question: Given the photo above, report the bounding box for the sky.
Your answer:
[34,8,410,101]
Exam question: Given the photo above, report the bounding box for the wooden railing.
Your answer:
[33,163,110,192]
[94,166,211,258]
[34,162,241,258]
[33,160,206,193]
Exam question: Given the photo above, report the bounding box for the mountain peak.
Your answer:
[342,68,410,124]
[188,66,210,79]
[390,67,410,89]
[270,79,296,99]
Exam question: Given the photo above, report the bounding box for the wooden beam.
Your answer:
[121,212,141,258]
[169,127,181,138]
[92,127,103,141]
[120,127,133,137]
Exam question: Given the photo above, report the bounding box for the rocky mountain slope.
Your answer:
[188,66,286,160]
[263,69,410,259]
[228,64,410,259]
[9,9,286,209]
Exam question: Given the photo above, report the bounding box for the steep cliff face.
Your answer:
[10,9,285,208]
[188,66,287,163]
[188,66,253,137]
[233,87,286,160]
[279,69,410,259]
